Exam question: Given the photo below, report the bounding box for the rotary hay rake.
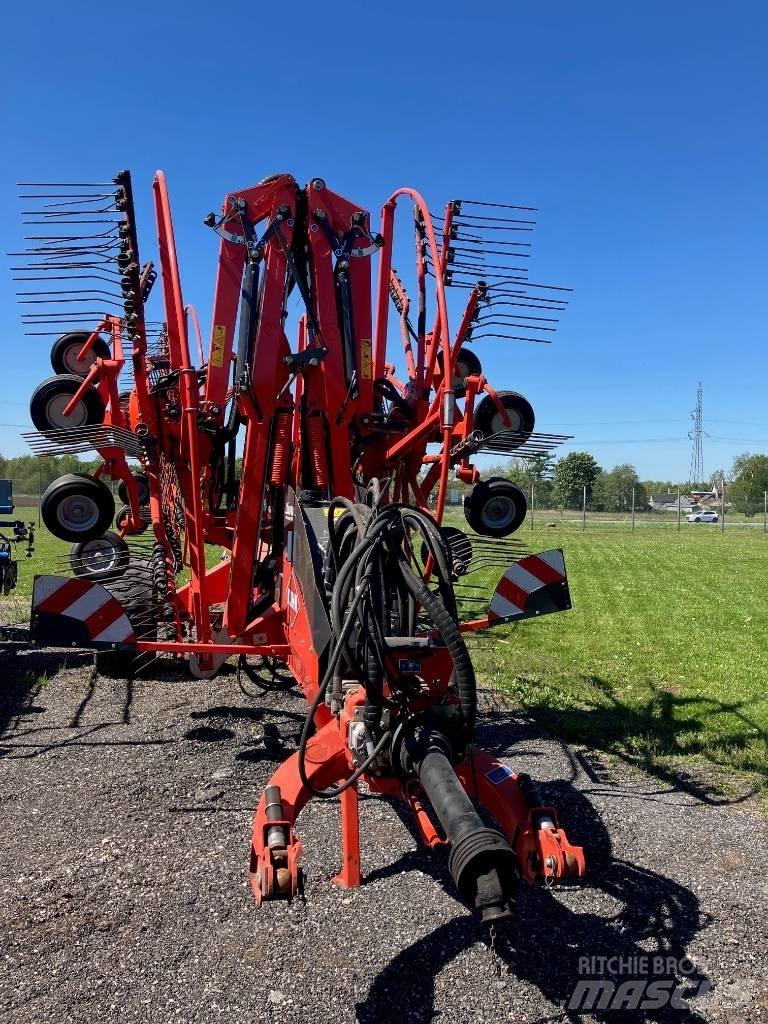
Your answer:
[15,169,584,933]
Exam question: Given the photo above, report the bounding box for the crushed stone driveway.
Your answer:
[1,637,767,1024]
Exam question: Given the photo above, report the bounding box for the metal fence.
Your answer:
[447,485,768,533]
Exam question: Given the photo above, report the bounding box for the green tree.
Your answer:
[552,452,601,510]
[0,453,104,497]
[592,463,647,513]
[727,453,768,516]
[515,455,554,508]
[709,467,728,491]
[478,456,555,508]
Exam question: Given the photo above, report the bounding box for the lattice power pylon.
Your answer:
[688,382,705,485]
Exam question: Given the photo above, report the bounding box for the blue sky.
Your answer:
[1,1,766,481]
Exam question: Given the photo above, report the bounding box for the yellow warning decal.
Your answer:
[360,338,372,379]
[211,324,227,368]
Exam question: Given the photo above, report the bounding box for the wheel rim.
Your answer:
[56,494,100,533]
[45,392,88,429]
[454,358,477,387]
[481,495,517,530]
[62,342,96,376]
[77,537,121,573]
[490,407,523,434]
[60,342,96,378]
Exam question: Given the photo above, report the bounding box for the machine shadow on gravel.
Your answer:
[356,711,712,1024]
[0,638,92,741]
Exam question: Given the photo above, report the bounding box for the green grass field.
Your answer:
[4,505,767,791]
[445,511,768,792]
[0,507,52,616]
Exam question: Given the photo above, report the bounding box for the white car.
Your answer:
[686,510,719,523]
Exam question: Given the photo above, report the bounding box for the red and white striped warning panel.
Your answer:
[31,575,136,649]
[487,549,571,625]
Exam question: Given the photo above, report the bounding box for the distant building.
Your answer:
[690,485,720,504]
[648,493,695,513]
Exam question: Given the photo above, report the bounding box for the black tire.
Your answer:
[473,390,535,444]
[50,331,110,377]
[437,348,482,397]
[463,477,528,538]
[41,474,115,542]
[115,504,148,534]
[2,561,18,596]
[93,564,156,678]
[117,473,150,506]
[29,374,105,432]
[70,531,130,581]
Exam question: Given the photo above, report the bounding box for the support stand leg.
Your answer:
[333,782,361,889]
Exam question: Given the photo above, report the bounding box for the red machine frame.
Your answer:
[24,169,584,925]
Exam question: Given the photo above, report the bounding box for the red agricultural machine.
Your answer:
[14,171,583,930]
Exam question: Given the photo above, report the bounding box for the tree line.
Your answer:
[0,454,103,498]
[2,449,767,516]
[481,450,768,515]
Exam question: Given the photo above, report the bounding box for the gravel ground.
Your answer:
[1,635,767,1024]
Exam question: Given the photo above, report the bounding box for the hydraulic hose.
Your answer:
[397,550,477,740]
[297,569,392,799]
[300,496,476,799]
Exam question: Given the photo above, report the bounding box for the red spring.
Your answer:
[269,412,292,486]
[305,414,329,488]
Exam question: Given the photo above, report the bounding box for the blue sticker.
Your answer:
[486,764,514,785]
[398,658,421,672]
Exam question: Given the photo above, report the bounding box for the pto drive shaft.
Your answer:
[403,725,519,923]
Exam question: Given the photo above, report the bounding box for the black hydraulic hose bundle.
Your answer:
[328,499,475,737]
[296,493,517,921]
[297,496,478,798]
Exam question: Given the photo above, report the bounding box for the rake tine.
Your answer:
[21,219,122,227]
[477,311,560,324]
[39,194,120,208]
[452,240,534,253]
[16,288,124,300]
[17,181,119,187]
[455,198,539,212]
[475,319,557,332]
[450,261,531,275]
[13,273,123,285]
[454,220,536,234]
[19,201,121,214]
[488,281,574,294]
[20,298,122,308]
[488,297,567,310]
[24,227,120,243]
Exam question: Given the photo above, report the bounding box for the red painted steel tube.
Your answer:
[153,171,212,648]
[378,189,453,521]
[185,303,205,366]
[136,641,291,656]
[73,318,111,363]
[61,362,101,418]
[424,202,455,389]
[373,201,395,381]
